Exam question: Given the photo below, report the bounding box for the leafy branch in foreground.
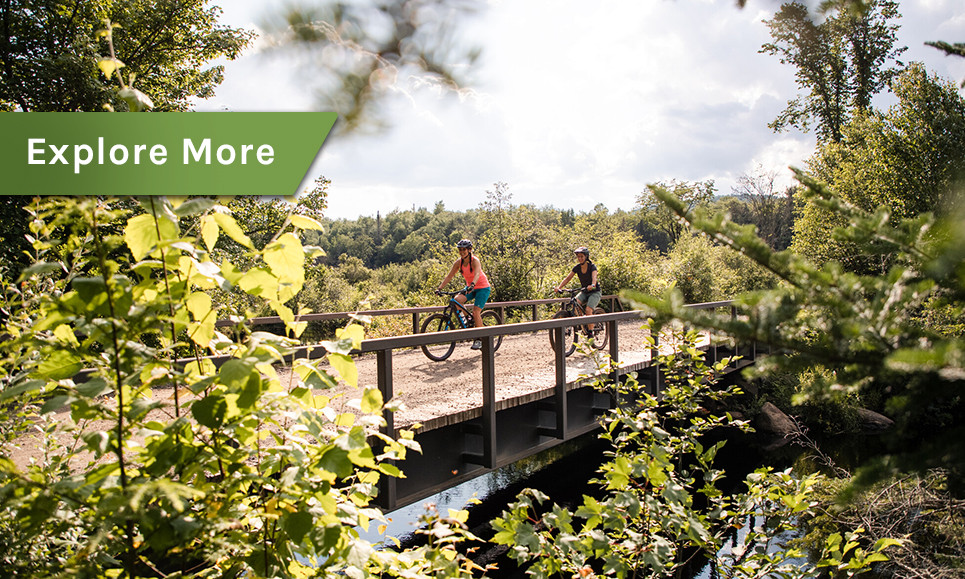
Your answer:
[0,196,479,578]
[492,326,900,578]
[635,176,965,498]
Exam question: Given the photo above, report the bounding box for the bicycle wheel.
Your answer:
[420,313,456,361]
[585,304,609,351]
[548,310,577,357]
[480,309,504,352]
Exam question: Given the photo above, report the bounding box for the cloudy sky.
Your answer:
[197,0,965,220]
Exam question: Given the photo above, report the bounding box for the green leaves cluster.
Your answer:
[491,326,899,577]
[796,63,965,272]
[0,0,252,112]
[761,0,906,143]
[638,174,965,498]
[0,196,479,578]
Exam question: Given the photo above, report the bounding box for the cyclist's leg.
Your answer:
[576,291,590,316]
[585,290,602,315]
[471,287,491,327]
[576,291,594,332]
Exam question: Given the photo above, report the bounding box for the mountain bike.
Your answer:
[420,288,504,361]
[548,288,609,357]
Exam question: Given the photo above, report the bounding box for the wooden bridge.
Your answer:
[226,297,760,512]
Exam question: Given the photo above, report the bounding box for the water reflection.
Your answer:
[360,434,603,545]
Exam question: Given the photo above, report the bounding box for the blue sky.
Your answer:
[196,0,965,219]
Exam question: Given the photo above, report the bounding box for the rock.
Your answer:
[856,407,893,431]
[756,402,799,437]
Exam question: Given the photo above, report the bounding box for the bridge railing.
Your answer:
[351,300,738,433]
[349,299,746,511]
[214,295,627,335]
[177,299,739,373]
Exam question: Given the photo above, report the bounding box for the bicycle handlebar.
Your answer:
[554,287,593,296]
[435,287,471,297]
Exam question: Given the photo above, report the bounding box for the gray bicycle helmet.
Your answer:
[456,239,473,249]
[574,246,589,258]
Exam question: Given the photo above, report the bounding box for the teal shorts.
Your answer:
[465,287,491,309]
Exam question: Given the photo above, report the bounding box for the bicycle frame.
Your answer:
[556,288,591,317]
[447,298,474,329]
[421,288,503,361]
[548,287,608,356]
[563,295,588,317]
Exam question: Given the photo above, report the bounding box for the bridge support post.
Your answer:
[730,305,740,367]
[650,331,661,396]
[376,349,397,511]
[552,327,568,438]
[606,319,620,386]
[481,336,497,468]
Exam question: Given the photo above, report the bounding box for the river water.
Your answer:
[361,427,807,578]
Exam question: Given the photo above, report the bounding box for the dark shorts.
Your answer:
[465,287,491,309]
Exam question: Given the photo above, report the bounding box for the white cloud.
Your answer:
[202,0,965,218]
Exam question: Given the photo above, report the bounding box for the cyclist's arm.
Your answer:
[556,271,575,292]
[438,259,460,291]
[589,268,598,291]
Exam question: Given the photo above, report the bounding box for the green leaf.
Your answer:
[76,377,112,398]
[188,319,216,349]
[293,361,339,390]
[201,214,219,251]
[264,233,304,302]
[119,86,154,112]
[16,261,63,282]
[289,214,324,231]
[361,388,383,414]
[336,324,365,350]
[171,197,219,218]
[97,57,124,78]
[238,268,279,302]
[220,260,244,286]
[0,379,45,402]
[317,445,353,478]
[379,462,402,477]
[53,324,80,347]
[284,511,314,544]
[272,300,295,326]
[185,291,212,322]
[125,213,178,261]
[37,350,82,380]
[328,353,358,387]
[219,360,262,409]
[72,277,107,307]
[218,359,253,390]
[213,212,253,249]
[191,394,228,428]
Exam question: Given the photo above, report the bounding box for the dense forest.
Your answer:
[274,176,791,327]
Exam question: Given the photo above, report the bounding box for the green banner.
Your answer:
[0,112,337,196]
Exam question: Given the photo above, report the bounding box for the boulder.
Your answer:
[856,407,894,431]
[756,402,799,437]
